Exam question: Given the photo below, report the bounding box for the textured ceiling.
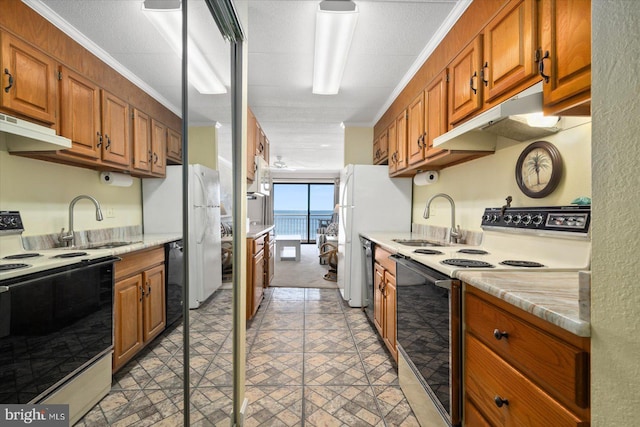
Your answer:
[28,0,469,173]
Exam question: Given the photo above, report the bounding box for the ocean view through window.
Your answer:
[273,183,335,243]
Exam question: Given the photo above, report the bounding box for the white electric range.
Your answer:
[402,205,591,277]
[0,211,113,282]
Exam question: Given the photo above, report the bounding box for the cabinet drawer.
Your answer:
[374,247,395,273]
[115,246,164,281]
[251,235,266,253]
[465,292,589,408]
[465,334,587,427]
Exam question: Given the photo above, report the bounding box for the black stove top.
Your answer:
[441,259,494,268]
[500,260,545,267]
[457,249,489,255]
[3,253,41,260]
[414,249,444,255]
[0,263,31,271]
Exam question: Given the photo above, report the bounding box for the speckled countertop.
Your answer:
[108,233,182,257]
[247,224,274,239]
[361,231,591,338]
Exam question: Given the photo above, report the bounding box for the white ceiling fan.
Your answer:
[272,156,296,171]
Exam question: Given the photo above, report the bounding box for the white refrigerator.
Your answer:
[142,164,222,309]
[337,164,412,307]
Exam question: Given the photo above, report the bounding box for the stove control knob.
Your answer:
[482,214,491,222]
[491,214,500,222]
[532,214,544,226]
[522,214,532,225]
[504,214,513,223]
[512,214,522,224]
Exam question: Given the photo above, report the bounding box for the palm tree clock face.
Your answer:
[515,141,563,198]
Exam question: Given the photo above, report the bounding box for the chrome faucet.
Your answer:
[423,193,461,243]
[59,195,104,247]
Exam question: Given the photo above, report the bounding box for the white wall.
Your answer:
[411,120,592,230]
[344,126,373,166]
[0,151,141,236]
[591,1,640,424]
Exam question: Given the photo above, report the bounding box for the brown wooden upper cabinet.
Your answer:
[373,128,388,165]
[59,66,101,161]
[150,119,166,176]
[448,36,483,128]
[423,70,448,160]
[99,89,131,167]
[166,127,182,165]
[132,108,152,174]
[0,31,57,125]
[247,107,257,181]
[389,109,408,176]
[407,91,425,166]
[482,0,538,104]
[539,0,591,115]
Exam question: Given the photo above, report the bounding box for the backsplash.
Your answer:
[411,223,483,246]
[22,225,143,250]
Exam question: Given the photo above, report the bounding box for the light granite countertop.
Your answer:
[361,231,590,338]
[247,224,274,239]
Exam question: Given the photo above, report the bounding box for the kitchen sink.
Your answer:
[64,241,142,250]
[392,239,446,247]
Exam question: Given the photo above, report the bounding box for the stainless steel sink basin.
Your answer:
[392,239,446,247]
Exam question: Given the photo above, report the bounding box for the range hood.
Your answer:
[0,113,72,152]
[434,83,560,151]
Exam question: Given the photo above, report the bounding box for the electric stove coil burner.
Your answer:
[3,253,41,260]
[441,259,495,268]
[52,252,88,258]
[0,263,30,271]
[413,249,444,255]
[457,249,489,255]
[500,260,545,268]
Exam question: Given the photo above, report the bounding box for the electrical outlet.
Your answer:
[105,207,115,218]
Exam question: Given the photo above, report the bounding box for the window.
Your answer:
[273,183,335,243]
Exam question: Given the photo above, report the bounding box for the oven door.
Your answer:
[392,254,461,426]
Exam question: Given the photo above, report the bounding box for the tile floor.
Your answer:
[76,287,419,426]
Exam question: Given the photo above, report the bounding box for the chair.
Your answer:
[318,242,338,281]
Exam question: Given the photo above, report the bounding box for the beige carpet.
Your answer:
[270,243,338,289]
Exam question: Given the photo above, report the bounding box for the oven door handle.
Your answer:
[390,254,453,290]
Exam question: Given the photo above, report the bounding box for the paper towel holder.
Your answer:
[100,171,133,187]
[414,170,439,186]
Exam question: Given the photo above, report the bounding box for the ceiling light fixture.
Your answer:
[142,0,227,94]
[312,0,359,95]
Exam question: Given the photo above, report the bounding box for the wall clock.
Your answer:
[515,141,563,198]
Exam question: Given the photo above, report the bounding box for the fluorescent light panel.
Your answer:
[142,1,226,94]
[312,1,359,95]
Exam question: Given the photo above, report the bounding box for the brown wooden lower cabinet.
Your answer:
[246,234,266,320]
[113,246,166,372]
[463,285,590,426]
[373,246,397,362]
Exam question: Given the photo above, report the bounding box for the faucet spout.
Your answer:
[59,195,104,247]
[423,193,460,243]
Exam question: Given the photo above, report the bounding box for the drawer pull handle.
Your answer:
[494,396,509,408]
[493,329,509,340]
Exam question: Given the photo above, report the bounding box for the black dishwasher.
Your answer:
[165,240,183,327]
[359,236,375,324]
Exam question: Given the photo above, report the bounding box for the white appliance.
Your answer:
[142,164,222,309]
[337,164,412,306]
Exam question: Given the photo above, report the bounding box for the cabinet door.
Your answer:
[256,127,266,159]
[166,127,182,164]
[59,66,101,160]
[424,70,448,159]
[387,120,398,175]
[267,240,276,286]
[150,119,166,176]
[132,108,151,173]
[143,264,166,342]
[379,128,388,161]
[373,263,385,337]
[448,36,483,127]
[0,32,57,124]
[100,89,131,167]
[539,0,591,114]
[383,272,397,361]
[373,136,381,164]
[483,0,538,103]
[247,108,256,181]
[394,110,408,172]
[113,275,144,371]
[252,250,265,317]
[407,92,425,166]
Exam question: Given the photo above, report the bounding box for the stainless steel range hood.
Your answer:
[0,113,72,152]
[434,83,560,151]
